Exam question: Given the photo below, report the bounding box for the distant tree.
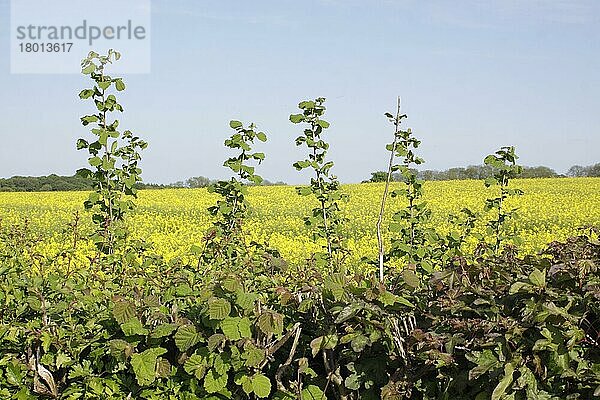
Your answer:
[446,167,466,180]
[0,174,93,192]
[588,163,600,177]
[520,166,557,178]
[185,176,212,188]
[567,165,587,177]
[0,174,168,192]
[465,165,487,179]
[136,182,167,190]
[369,171,389,183]
[418,170,439,181]
[365,163,567,183]
[567,163,600,177]
[259,179,287,186]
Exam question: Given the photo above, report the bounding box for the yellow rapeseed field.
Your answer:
[1,178,599,270]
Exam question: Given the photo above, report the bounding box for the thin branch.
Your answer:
[377,96,402,283]
[275,324,302,392]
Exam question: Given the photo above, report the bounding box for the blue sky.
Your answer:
[0,0,598,184]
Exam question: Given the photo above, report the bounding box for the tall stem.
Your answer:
[495,175,508,252]
[313,145,333,262]
[99,66,114,254]
[377,97,401,283]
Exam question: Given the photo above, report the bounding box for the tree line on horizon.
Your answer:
[365,163,600,183]
[0,162,598,192]
[0,174,287,192]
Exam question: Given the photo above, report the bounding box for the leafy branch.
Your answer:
[291,98,349,271]
[200,120,267,267]
[76,50,147,254]
[483,146,523,253]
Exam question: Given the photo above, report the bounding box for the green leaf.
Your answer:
[209,298,231,320]
[229,120,243,129]
[257,311,283,335]
[491,363,515,400]
[289,114,304,123]
[235,374,253,395]
[516,366,539,395]
[402,269,420,288]
[252,373,271,398]
[88,156,102,167]
[528,269,546,288]
[55,353,72,369]
[221,317,241,340]
[350,335,369,353]
[509,282,534,294]
[121,317,149,336]
[299,100,315,109]
[484,177,498,187]
[256,132,267,142]
[208,334,226,352]
[235,292,256,311]
[151,323,178,339]
[175,325,200,352]
[212,353,230,375]
[76,138,89,150]
[5,362,22,386]
[242,345,265,367]
[345,373,360,390]
[184,354,207,380]
[79,89,94,99]
[112,300,136,324]
[82,63,96,74]
[468,350,500,380]
[98,80,111,90]
[296,186,312,195]
[238,317,252,339]
[379,291,414,308]
[109,339,135,359]
[301,385,326,400]
[204,369,228,393]
[115,79,126,91]
[310,335,337,357]
[130,347,166,386]
[317,120,330,129]
[222,277,241,292]
[80,115,99,125]
[335,305,358,324]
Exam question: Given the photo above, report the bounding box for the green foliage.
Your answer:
[568,162,600,177]
[0,174,92,192]
[76,50,147,254]
[364,164,558,183]
[199,120,268,269]
[368,171,390,183]
[291,97,349,270]
[483,146,524,253]
[5,223,597,399]
[383,110,437,274]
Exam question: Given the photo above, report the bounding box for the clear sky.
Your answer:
[0,0,598,184]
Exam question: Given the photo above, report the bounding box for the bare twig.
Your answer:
[275,324,302,392]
